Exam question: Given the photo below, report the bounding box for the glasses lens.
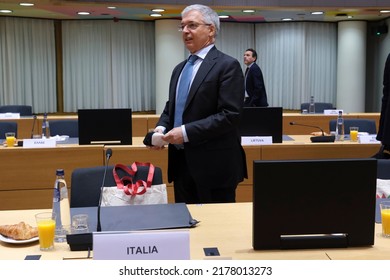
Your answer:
[178,23,202,31]
[188,23,197,30]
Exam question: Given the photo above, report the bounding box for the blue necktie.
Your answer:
[174,55,198,127]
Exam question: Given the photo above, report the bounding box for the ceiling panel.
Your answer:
[0,0,389,22]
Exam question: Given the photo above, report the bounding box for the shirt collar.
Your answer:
[191,44,214,60]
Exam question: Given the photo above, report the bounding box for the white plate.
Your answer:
[0,234,39,244]
[2,143,18,147]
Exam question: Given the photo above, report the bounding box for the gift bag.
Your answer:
[101,162,167,206]
[377,179,390,198]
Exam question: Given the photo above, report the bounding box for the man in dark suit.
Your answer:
[148,4,247,204]
[375,52,390,159]
[243,48,268,107]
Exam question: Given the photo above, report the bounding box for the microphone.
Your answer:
[30,115,37,138]
[289,122,335,143]
[96,148,113,232]
[66,149,112,251]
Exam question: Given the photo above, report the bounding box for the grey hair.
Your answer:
[182,4,220,37]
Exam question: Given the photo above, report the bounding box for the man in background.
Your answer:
[375,52,390,159]
[147,4,247,204]
[243,48,268,107]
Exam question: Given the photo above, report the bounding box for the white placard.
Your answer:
[241,136,273,145]
[359,135,380,144]
[324,109,343,115]
[0,113,20,119]
[23,138,56,148]
[93,230,190,260]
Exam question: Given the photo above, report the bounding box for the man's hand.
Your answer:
[162,127,184,144]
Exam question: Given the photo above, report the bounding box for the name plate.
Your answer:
[241,136,272,145]
[359,135,381,144]
[0,113,20,119]
[324,109,343,115]
[93,230,190,260]
[23,138,56,148]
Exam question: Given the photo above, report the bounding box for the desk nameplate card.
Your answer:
[93,230,190,260]
[359,135,381,144]
[241,136,272,145]
[23,138,56,148]
[0,113,20,119]
[324,109,343,115]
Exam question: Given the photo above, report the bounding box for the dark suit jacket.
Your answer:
[245,62,268,107]
[377,53,390,145]
[157,46,247,190]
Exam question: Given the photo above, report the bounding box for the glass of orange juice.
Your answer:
[349,127,359,142]
[380,202,390,237]
[5,132,16,147]
[35,212,56,250]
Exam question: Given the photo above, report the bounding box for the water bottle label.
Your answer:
[53,188,60,202]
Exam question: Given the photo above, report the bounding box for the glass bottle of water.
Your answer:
[308,96,315,114]
[41,113,47,139]
[335,111,344,141]
[52,169,71,242]
[42,113,50,138]
[45,114,50,138]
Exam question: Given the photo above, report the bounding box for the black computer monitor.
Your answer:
[78,108,132,145]
[239,107,283,143]
[252,158,377,250]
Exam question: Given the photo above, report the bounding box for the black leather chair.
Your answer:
[300,102,334,113]
[329,118,377,134]
[0,122,18,139]
[0,105,32,116]
[70,165,163,207]
[49,120,78,137]
[377,159,390,179]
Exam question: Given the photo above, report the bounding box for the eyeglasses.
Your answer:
[178,23,211,32]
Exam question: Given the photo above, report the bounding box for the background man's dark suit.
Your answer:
[376,53,390,158]
[157,46,247,202]
[245,63,268,107]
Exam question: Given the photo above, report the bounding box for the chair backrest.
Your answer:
[377,159,390,179]
[300,102,334,113]
[0,122,18,139]
[0,105,32,116]
[70,164,163,208]
[49,120,79,137]
[329,118,377,134]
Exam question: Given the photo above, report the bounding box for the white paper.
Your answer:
[50,135,69,142]
[359,135,380,144]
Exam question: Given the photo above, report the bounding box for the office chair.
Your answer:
[300,102,334,113]
[329,118,377,134]
[70,165,163,208]
[0,105,33,116]
[377,159,390,179]
[0,122,18,139]
[49,120,79,137]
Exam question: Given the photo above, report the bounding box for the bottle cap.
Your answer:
[56,169,65,176]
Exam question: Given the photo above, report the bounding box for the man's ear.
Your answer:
[208,25,215,37]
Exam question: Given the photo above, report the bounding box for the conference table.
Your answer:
[0,134,381,210]
[0,108,383,211]
[0,202,389,260]
[0,112,381,139]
